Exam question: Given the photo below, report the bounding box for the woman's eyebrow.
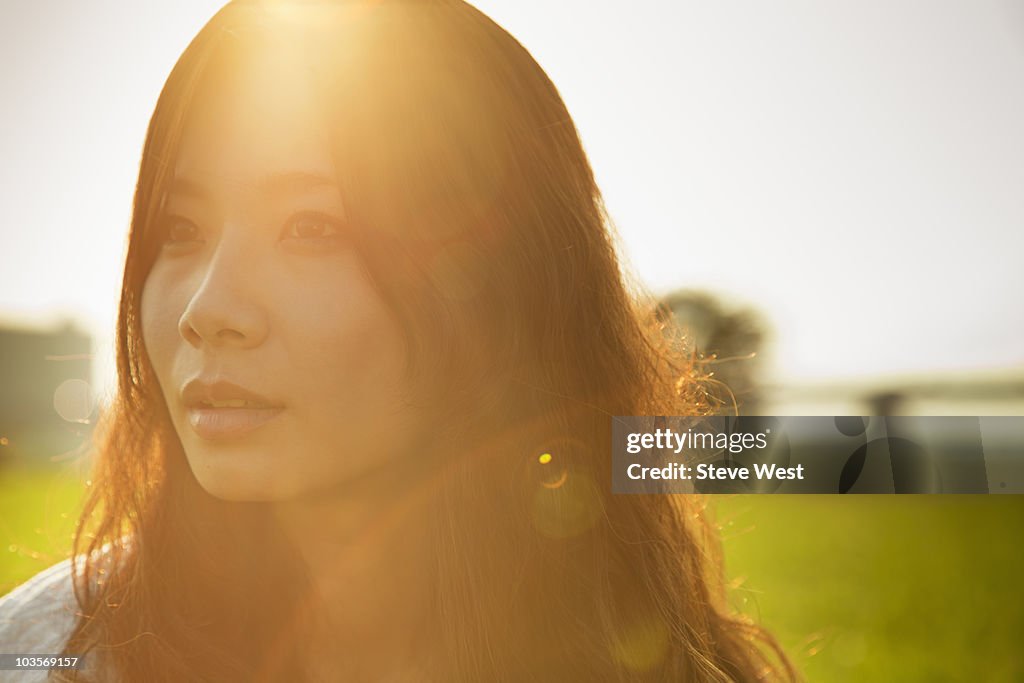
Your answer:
[166,176,208,200]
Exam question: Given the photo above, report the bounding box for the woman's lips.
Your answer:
[187,406,284,441]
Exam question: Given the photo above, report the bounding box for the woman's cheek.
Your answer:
[139,277,166,369]
[141,276,178,364]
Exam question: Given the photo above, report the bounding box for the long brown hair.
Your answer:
[60,1,798,680]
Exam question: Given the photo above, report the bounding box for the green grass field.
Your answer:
[2,468,1022,681]
[713,495,1024,681]
[0,466,86,594]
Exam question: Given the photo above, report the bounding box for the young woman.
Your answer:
[0,1,797,680]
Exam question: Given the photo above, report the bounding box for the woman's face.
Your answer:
[140,48,421,502]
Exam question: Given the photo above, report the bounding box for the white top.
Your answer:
[0,560,81,683]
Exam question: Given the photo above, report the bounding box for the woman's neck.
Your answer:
[270,464,442,679]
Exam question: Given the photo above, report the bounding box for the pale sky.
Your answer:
[1,0,1022,400]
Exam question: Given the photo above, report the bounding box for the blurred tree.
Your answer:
[0,319,94,469]
[657,291,770,415]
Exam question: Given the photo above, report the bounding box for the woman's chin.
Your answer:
[187,455,297,502]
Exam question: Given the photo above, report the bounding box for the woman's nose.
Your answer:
[177,234,269,350]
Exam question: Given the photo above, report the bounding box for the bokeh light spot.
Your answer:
[531,466,602,539]
[540,468,568,489]
[610,616,671,672]
[53,378,93,423]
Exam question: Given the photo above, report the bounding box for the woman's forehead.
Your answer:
[173,43,336,195]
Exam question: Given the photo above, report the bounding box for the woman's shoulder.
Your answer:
[0,542,130,683]
[0,559,80,655]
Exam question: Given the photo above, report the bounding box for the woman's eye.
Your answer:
[281,213,345,247]
[157,215,202,247]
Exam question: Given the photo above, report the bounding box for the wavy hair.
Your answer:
[59,1,798,680]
